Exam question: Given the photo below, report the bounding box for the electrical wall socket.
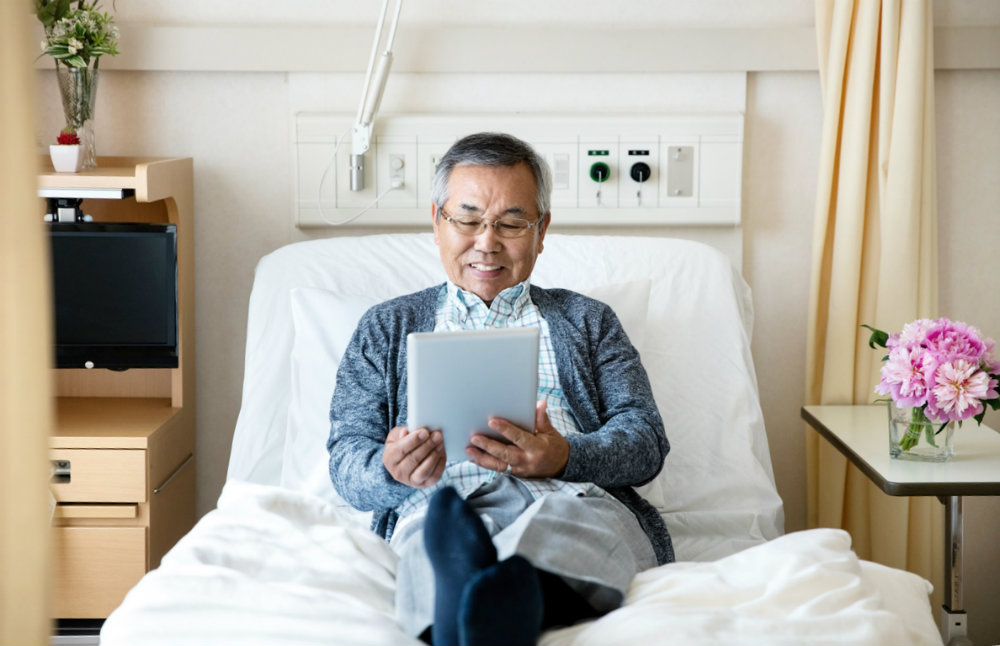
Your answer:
[374,137,417,208]
[534,142,578,209]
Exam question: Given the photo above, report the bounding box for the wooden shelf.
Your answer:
[38,156,190,202]
[52,398,181,449]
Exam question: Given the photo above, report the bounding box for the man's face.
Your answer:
[431,162,550,307]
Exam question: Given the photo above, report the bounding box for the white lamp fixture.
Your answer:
[351,0,404,192]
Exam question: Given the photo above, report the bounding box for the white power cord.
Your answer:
[317,125,404,227]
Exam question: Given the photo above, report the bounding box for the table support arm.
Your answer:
[940,495,970,646]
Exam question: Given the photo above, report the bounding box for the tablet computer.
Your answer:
[407,327,539,460]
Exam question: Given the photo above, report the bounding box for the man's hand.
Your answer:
[383,426,446,488]
[466,401,569,478]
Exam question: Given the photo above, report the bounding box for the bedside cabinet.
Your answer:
[51,398,195,618]
[39,156,196,622]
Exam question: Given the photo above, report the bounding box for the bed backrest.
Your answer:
[226,233,784,560]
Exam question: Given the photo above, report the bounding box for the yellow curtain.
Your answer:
[806,0,942,610]
[0,2,52,643]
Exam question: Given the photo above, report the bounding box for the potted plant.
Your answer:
[50,127,83,172]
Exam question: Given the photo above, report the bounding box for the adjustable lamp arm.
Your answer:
[351,0,404,191]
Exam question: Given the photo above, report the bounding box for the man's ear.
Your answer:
[536,212,551,253]
[431,204,441,245]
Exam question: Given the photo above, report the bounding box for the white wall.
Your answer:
[32,2,1000,642]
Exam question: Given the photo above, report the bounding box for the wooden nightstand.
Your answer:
[50,397,194,618]
[39,157,196,623]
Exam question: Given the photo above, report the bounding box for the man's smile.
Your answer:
[470,262,503,272]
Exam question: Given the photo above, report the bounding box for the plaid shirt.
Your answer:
[394,280,602,518]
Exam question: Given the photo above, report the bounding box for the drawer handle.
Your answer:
[54,504,138,520]
[153,454,194,494]
[51,459,71,484]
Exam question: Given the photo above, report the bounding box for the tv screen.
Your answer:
[49,222,178,369]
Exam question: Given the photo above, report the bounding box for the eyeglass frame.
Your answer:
[436,206,544,238]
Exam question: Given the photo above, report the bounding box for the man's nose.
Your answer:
[473,222,501,251]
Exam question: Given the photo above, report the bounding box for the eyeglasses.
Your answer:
[438,208,541,239]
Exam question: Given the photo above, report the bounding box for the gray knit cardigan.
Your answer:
[327,284,674,565]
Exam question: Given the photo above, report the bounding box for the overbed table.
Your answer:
[801,404,1000,646]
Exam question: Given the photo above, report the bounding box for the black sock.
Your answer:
[424,487,497,646]
[536,569,603,630]
[457,555,543,646]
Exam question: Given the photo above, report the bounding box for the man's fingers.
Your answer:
[411,443,446,485]
[534,400,548,430]
[384,428,422,466]
[385,428,444,484]
[399,431,441,468]
[486,416,533,448]
[466,438,516,473]
[467,404,568,479]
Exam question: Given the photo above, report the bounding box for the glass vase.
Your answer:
[887,401,955,462]
[56,61,99,171]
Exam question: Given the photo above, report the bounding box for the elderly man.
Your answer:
[328,132,671,646]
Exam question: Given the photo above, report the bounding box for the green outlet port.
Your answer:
[589,161,610,183]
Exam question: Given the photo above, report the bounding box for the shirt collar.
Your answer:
[445,279,532,321]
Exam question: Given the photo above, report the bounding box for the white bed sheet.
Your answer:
[102,482,941,646]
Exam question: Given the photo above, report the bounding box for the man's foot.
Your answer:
[536,569,602,629]
[457,555,543,646]
[424,487,497,646]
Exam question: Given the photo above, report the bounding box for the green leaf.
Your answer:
[860,324,889,350]
[36,0,73,26]
[35,0,57,28]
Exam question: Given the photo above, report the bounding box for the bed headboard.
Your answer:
[226,233,784,561]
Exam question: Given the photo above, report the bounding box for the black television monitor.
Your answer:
[48,222,179,370]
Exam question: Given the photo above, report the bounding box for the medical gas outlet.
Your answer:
[630,162,651,183]
[588,161,611,183]
[588,159,610,205]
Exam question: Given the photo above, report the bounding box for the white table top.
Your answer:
[802,405,1000,496]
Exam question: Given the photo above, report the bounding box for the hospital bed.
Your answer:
[100,233,943,645]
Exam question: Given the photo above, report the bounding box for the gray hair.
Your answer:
[430,132,552,220]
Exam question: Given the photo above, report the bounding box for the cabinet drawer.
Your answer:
[53,526,146,618]
[50,448,146,503]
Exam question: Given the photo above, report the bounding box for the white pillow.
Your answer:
[580,279,650,352]
[281,281,651,505]
[282,287,380,505]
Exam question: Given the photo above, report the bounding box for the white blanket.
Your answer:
[102,482,941,646]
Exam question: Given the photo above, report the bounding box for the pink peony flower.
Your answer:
[876,346,933,408]
[925,359,996,421]
[922,319,987,364]
[887,318,934,350]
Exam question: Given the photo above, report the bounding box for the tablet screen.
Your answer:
[407,327,539,460]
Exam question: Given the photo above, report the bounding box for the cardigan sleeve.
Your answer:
[543,291,669,490]
[326,309,416,512]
